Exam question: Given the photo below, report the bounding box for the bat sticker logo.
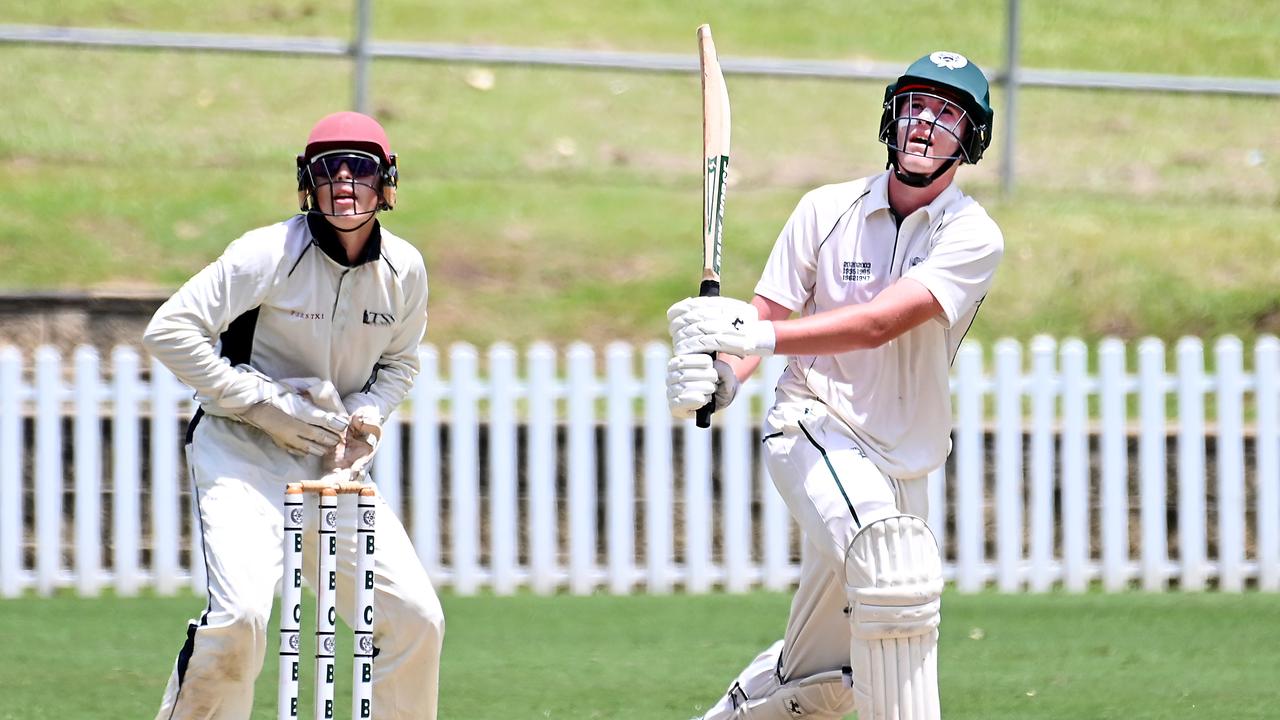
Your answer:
[705,156,728,275]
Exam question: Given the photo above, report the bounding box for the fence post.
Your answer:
[1256,336,1279,591]
[954,342,985,592]
[489,343,519,595]
[643,343,674,593]
[1001,0,1021,196]
[527,343,558,594]
[410,346,441,575]
[112,347,142,596]
[35,347,64,595]
[1060,339,1089,592]
[73,347,103,596]
[994,338,1023,591]
[1099,338,1130,591]
[605,342,635,594]
[1028,336,1057,591]
[1176,337,1208,590]
[567,343,597,595]
[449,343,480,595]
[1215,337,1245,591]
[351,0,372,113]
[1138,338,1169,590]
[0,348,22,597]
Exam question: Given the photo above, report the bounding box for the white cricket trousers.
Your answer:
[700,399,930,719]
[155,417,444,720]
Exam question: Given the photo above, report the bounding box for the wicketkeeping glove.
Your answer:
[667,353,739,420]
[322,405,383,482]
[667,296,776,357]
[234,367,349,457]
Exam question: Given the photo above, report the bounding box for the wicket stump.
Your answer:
[279,481,377,720]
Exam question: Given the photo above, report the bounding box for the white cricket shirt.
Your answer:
[755,171,1003,477]
[144,213,428,439]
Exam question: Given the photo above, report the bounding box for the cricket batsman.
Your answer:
[144,111,444,719]
[666,52,1004,718]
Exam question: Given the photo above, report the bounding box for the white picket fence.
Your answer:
[0,336,1277,598]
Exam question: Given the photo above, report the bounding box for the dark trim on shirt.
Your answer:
[185,307,260,444]
[306,211,383,267]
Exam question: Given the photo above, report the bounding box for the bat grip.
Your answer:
[695,279,720,428]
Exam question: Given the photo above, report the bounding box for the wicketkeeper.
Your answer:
[145,111,444,720]
[667,52,1004,719]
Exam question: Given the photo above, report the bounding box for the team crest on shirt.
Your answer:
[909,256,925,268]
[842,261,872,283]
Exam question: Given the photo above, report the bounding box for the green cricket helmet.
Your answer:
[878,51,994,186]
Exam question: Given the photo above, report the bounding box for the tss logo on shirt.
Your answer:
[362,310,395,326]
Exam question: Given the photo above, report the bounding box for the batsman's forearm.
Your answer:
[770,308,889,356]
[770,278,943,356]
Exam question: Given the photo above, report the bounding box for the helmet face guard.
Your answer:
[296,149,398,215]
[878,51,993,187]
[878,91,975,164]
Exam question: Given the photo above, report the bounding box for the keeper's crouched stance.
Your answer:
[145,112,444,720]
[667,51,1002,719]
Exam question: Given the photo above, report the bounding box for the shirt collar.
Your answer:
[305,211,383,267]
[867,169,963,222]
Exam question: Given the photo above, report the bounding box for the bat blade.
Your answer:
[698,23,730,299]
[696,23,730,428]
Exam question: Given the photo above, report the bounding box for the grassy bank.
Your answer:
[1,2,1277,348]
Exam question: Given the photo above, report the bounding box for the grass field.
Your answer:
[1,2,1279,348]
[2,588,1278,719]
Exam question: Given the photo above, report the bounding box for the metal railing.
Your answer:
[4,0,1279,196]
[3,22,1277,95]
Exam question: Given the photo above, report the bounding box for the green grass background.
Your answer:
[2,589,1278,719]
[1,1,1278,348]
[2,9,1276,719]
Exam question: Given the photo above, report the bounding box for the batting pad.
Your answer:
[844,515,943,720]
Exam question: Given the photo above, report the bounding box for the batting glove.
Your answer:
[668,296,776,357]
[667,354,740,420]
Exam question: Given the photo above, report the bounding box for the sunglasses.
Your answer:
[307,151,382,182]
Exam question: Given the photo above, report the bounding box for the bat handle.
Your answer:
[695,279,720,428]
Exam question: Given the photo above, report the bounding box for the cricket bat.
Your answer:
[695,23,730,428]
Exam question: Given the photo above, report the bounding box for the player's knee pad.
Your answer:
[843,515,943,720]
[702,669,856,720]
